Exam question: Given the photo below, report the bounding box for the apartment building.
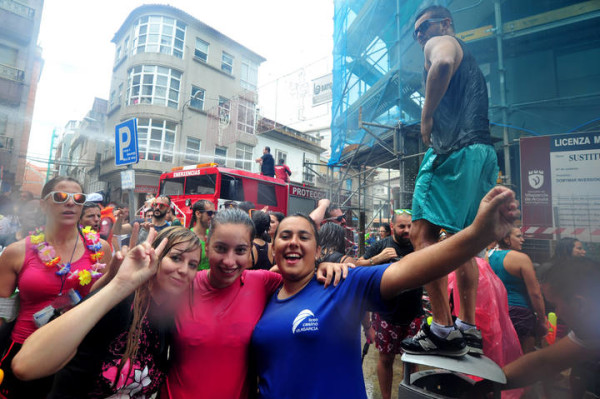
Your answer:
[0,0,44,192]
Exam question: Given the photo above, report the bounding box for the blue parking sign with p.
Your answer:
[115,118,139,166]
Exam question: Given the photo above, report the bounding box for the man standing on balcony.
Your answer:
[401,5,498,357]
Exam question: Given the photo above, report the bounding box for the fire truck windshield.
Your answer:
[160,173,217,196]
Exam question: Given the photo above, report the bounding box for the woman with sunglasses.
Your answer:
[250,187,519,398]
[0,176,112,398]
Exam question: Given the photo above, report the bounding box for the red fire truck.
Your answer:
[158,163,327,227]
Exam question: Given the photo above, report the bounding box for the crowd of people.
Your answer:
[0,4,597,399]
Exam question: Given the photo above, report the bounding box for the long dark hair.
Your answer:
[318,222,346,259]
[554,237,580,259]
[113,226,200,388]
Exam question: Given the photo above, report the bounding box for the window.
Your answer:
[220,174,244,201]
[275,150,287,165]
[127,65,182,108]
[185,174,217,195]
[235,143,253,170]
[257,183,277,206]
[221,51,234,74]
[109,90,116,109]
[237,99,255,134]
[185,137,202,162]
[137,118,176,162]
[218,97,231,126]
[304,156,315,184]
[190,86,205,110]
[117,83,123,107]
[214,146,227,166]
[194,38,209,62]
[132,16,186,58]
[241,58,258,91]
[0,113,7,135]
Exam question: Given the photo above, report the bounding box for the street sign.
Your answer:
[115,118,139,166]
[120,169,135,190]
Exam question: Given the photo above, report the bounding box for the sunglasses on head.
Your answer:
[199,210,216,217]
[44,191,87,205]
[151,203,170,211]
[413,18,446,40]
[394,209,412,215]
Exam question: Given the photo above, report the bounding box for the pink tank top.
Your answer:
[12,235,97,343]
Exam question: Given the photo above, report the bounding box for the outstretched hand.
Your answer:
[472,186,520,243]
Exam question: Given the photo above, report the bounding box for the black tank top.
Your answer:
[252,242,273,270]
[424,38,492,154]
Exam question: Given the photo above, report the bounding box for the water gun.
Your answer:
[545,312,557,345]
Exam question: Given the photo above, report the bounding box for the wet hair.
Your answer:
[189,199,213,228]
[275,213,319,245]
[41,176,82,198]
[270,211,285,223]
[554,237,580,259]
[379,224,391,236]
[207,208,255,243]
[264,146,271,153]
[415,5,454,28]
[252,211,271,239]
[115,226,199,388]
[498,226,520,250]
[543,257,600,302]
[318,222,346,257]
[324,203,341,219]
[238,201,255,214]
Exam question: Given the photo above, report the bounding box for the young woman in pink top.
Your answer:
[0,176,111,398]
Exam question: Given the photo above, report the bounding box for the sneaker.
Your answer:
[400,322,468,357]
[462,327,484,356]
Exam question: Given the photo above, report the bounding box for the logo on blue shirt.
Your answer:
[292,309,319,334]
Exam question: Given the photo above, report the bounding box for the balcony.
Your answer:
[0,0,35,44]
[0,63,24,105]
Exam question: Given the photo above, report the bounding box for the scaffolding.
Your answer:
[324,0,600,257]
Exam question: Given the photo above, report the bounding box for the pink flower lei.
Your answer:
[30,226,106,286]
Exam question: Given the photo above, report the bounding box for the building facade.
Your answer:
[0,0,44,193]
[101,4,265,208]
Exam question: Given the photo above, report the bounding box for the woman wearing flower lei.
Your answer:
[0,176,111,398]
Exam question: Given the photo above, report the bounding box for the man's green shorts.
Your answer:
[411,144,498,234]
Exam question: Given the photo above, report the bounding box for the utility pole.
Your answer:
[46,128,57,183]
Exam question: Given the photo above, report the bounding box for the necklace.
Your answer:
[30,226,106,286]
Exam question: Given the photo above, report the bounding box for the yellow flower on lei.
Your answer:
[78,270,92,286]
[31,233,45,245]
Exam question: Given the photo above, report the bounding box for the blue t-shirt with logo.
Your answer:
[251,265,388,398]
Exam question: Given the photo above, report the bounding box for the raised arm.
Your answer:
[11,232,165,380]
[421,35,463,145]
[380,186,519,299]
[309,198,330,226]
